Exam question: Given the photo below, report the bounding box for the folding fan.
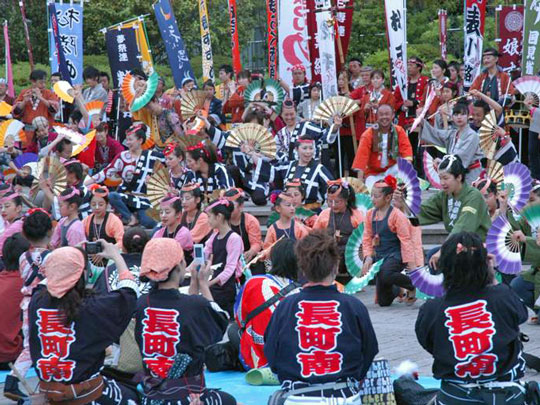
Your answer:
[345,224,364,277]
[181,90,208,121]
[0,101,12,116]
[479,110,498,160]
[121,73,137,106]
[419,178,431,191]
[407,266,445,297]
[355,193,373,216]
[30,156,67,197]
[13,153,38,169]
[225,123,276,158]
[499,162,532,212]
[344,176,368,194]
[2,168,16,182]
[486,215,522,275]
[295,206,316,222]
[521,203,540,235]
[53,80,74,103]
[422,150,441,189]
[513,75,540,106]
[130,71,159,112]
[85,101,105,118]
[244,78,285,113]
[177,134,208,152]
[486,159,504,185]
[344,260,382,295]
[146,162,171,209]
[397,158,422,216]
[53,126,96,157]
[0,119,25,146]
[312,95,360,122]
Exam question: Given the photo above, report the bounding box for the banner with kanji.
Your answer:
[497,6,524,73]
[463,0,486,88]
[335,0,355,73]
[305,0,321,83]
[153,0,195,89]
[118,19,154,71]
[198,0,214,82]
[3,22,15,99]
[522,0,540,76]
[227,0,242,75]
[48,2,83,84]
[266,0,278,78]
[439,9,448,61]
[384,0,407,99]
[315,0,338,99]
[278,0,311,88]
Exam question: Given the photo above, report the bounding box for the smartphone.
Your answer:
[194,244,204,267]
[85,241,103,255]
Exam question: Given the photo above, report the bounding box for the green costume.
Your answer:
[522,237,540,309]
[418,182,492,240]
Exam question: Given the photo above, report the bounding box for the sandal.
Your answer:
[405,290,417,306]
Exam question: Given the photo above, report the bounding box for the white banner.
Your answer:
[278,0,311,88]
[463,0,486,88]
[384,0,407,99]
[315,0,338,99]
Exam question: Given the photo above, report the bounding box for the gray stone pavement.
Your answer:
[1,286,538,403]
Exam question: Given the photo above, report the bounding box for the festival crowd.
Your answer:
[0,45,539,405]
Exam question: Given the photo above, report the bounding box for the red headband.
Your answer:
[285,179,303,188]
[164,142,178,157]
[297,138,314,144]
[25,207,50,219]
[181,182,201,193]
[291,64,306,72]
[126,123,146,137]
[221,188,244,202]
[88,184,109,198]
[186,142,210,159]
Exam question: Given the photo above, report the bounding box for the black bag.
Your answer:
[393,376,438,405]
[525,381,540,405]
[204,340,244,372]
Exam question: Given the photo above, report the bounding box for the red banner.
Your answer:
[335,0,355,72]
[438,9,448,61]
[228,0,242,75]
[305,0,321,83]
[266,0,278,78]
[497,5,524,73]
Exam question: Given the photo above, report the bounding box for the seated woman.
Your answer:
[164,142,187,191]
[264,192,309,250]
[153,195,193,253]
[0,192,24,255]
[235,238,300,371]
[362,176,417,306]
[29,243,140,404]
[313,179,364,275]
[265,230,378,403]
[416,232,528,405]
[180,183,212,245]
[134,238,236,405]
[50,188,86,249]
[24,116,65,158]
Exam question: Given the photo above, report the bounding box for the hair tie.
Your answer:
[132,234,141,240]
[205,198,231,213]
[270,190,281,205]
[24,207,50,219]
[58,187,81,202]
[160,195,181,207]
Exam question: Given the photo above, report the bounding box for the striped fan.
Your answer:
[345,224,364,277]
[131,71,159,112]
[312,95,360,122]
[499,162,532,212]
[146,162,171,208]
[397,158,421,216]
[181,90,207,121]
[0,101,12,116]
[53,126,96,157]
[53,80,74,103]
[121,73,137,105]
[513,75,540,106]
[344,176,368,194]
[244,78,285,113]
[225,123,276,158]
[522,203,540,234]
[486,215,522,275]
[422,150,441,189]
[407,266,445,298]
[85,101,105,118]
[355,193,373,216]
[0,119,25,146]
[30,156,67,198]
[14,153,38,169]
[479,110,498,160]
[344,260,382,294]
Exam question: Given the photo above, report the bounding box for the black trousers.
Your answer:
[376,257,415,307]
[437,381,525,405]
[529,130,540,180]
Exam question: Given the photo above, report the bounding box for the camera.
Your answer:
[85,241,103,255]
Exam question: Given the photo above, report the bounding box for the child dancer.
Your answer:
[82,185,124,245]
[0,192,24,256]
[50,187,86,248]
[180,183,213,244]
[153,195,193,253]
[264,192,309,250]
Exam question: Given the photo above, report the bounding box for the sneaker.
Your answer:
[3,375,27,402]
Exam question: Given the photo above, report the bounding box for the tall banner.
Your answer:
[438,9,448,61]
[198,0,214,82]
[153,0,195,89]
[120,19,154,71]
[497,6,524,73]
[463,0,486,88]
[266,0,278,78]
[3,22,15,99]
[335,0,355,73]
[305,0,321,83]
[48,3,73,85]
[278,0,311,88]
[315,0,338,98]
[522,0,540,76]
[18,0,34,70]
[48,2,84,85]
[384,0,407,99]
[228,0,242,75]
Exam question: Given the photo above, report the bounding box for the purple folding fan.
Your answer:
[397,158,422,216]
[408,266,445,297]
[13,153,39,169]
[501,162,532,212]
[486,215,522,275]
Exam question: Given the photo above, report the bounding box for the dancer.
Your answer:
[153,195,193,253]
[180,183,212,244]
[264,192,309,250]
[82,185,124,245]
[50,187,86,248]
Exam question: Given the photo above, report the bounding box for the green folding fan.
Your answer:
[344,259,382,295]
[131,71,159,113]
[345,223,364,277]
[521,203,540,233]
[355,193,373,217]
[244,78,285,114]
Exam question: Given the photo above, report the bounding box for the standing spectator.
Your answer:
[348,57,363,90]
[82,66,108,104]
[215,64,236,103]
[297,82,322,121]
[469,48,515,102]
[223,69,251,124]
[279,64,310,106]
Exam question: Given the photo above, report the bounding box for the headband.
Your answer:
[205,198,231,213]
[291,64,306,72]
[327,179,350,196]
[282,99,295,111]
[58,187,81,202]
[221,188,245,202]
[186,142,210,159]
[297,138,315,144]
[164,142,178,157]
[45,247,86,298]
[0,192,20,204]
[89,184,109,198]
[272,192,293,205]
[374,175,397,191]
[63,159,80,167]
[407,58,424,68]
[181,182,201,193]
[126,123,147,140]
[160,195,181,207]
[285,179,303,189]
[25,207,51,219]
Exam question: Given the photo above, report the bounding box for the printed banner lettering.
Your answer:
[335,0,355,72]
[497,6,524,73]
[315,0,338,99]
[266,0,278,78]
[3,22,15,98]
[384,0,407,99]
[305,0,321,83]
[198,0,215,82]
[48,3,77,85]
[228,0,242,75]
[278,0,311,88]
[522,0,540,75]
[439,9,448,61]
[153,0,195,89]
[463,0,486,88]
